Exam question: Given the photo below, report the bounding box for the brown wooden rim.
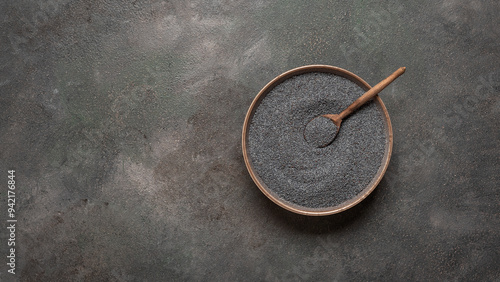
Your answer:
[242,65,393,216]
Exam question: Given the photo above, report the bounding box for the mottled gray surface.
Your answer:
[0,0,499,281]
[304,116,339,148]
[247,72,386,209]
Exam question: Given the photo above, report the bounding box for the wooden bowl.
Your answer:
[242,65,393,216]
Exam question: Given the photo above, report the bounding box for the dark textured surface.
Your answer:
[0,0,499,281]
[247,72,387,209]
[304,116,338,148]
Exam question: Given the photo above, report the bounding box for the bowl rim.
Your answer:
[242,65,393,216]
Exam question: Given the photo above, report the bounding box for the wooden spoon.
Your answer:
[304,67,406,148]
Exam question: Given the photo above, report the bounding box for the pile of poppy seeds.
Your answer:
[247,72,387,209]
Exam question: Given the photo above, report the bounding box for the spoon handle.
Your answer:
[338,67,406,120]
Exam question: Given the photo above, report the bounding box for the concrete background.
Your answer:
[1,0,499,281]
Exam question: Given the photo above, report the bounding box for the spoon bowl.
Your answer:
[303,115,340,147]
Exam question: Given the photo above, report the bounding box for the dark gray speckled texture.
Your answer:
[247,72,387,208]
[304,116,339,148]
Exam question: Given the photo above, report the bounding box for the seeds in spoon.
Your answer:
[303,116,338,147]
